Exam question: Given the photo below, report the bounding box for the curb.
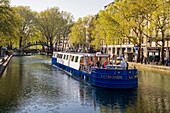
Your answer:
[128,62,170,73]
[0,55,13,76]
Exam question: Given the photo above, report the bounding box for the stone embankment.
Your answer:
[0,55,12,76]
[129,62,170,73]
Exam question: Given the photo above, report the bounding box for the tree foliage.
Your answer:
[69,16,93,51]
[147,0,170,64]
[14,6,36,49]
[110,0,158,61]
[35,7,73,53]
[89,0,169,63]
[55,11,73,51]
[92,8,120,51]
[0,0,20,48]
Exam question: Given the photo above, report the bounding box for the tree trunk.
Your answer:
[137,47,140,63]
[19,36,23,49]
[0,46,2,57]
[8,41,13,50]
[137,46,141,62]
[42,46,45,52]
[62,36,65,51]
[50,37,53,54]
[137,31,143,63]
[160,31,165,65]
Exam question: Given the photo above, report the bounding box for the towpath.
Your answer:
[0,55,12,76]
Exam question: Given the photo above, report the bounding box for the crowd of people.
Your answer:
[80,55,128,72]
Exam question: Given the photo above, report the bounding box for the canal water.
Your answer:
[0,55,170,113]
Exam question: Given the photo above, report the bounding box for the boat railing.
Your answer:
[80,62,136,74]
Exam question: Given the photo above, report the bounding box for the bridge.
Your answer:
[22,42,50,50]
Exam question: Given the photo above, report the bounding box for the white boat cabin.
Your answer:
[52,52,127,72]
[53,52,110,70]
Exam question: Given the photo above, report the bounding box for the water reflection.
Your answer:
[136,71,170,113]
[91,88,137,113]
[0,56,170,113]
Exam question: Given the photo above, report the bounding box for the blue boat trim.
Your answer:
[52,52,138,89]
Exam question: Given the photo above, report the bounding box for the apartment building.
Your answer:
[101,30,170,63]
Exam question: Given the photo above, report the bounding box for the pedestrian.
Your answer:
[168,58,170,66]
[125,61,129,70]
[144,57,147,64]
[96,60,101,68]
[140,55,144,64]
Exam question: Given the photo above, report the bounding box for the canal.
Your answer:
[0,55,170,113]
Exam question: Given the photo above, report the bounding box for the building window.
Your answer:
[117,48,120,55]
[112,48,115,54]
[122,48,126,54]
[127,48,131,52]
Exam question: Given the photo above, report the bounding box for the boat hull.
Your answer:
[52,57,138,89]
[90,68,138,89]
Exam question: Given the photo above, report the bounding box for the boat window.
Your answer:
[66,55,69,60]
[63,55,66,59]
[61,54,63,59]
[57,54,60,58]
[75,56,78,62]
[71,56,74,61]
[70,55,72,61]
[60,54,62,58]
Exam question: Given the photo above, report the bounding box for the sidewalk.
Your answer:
[0,55,13,76]
[128,62,170,73]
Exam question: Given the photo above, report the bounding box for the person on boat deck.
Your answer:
[96,59,101,68]
[120,57,128,69]
[88,57,93,65]
[80,58,85,70]
[103,61,108,68]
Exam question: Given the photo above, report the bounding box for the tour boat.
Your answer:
[52,52,138,89]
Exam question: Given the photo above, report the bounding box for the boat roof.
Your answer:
[54,51,110,57]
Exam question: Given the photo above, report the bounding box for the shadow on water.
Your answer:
[0,55,53,112]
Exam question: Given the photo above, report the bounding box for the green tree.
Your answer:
[69,18,85,49]
[55,11,73,51]
[69,16,93,51]
[0,0,20,49]
[111,0,157,61]
[92,7,120,52]
[14,6,35,49]
[148,0,170,64]
[35,7,64,53]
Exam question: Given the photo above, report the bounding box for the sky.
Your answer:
[10,0,113,21]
